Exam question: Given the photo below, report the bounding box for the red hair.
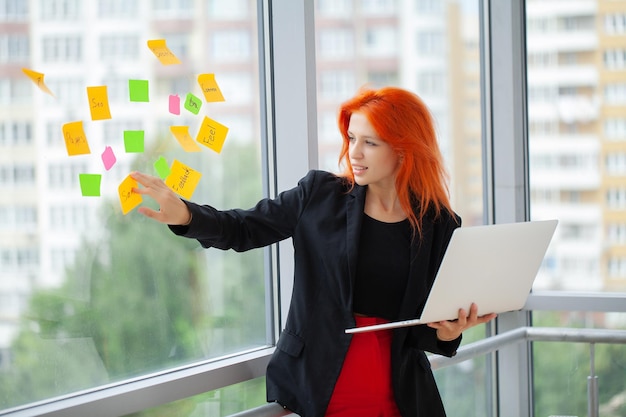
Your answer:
[337,86,454,236]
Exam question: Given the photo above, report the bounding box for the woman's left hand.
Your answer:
[427,303,497,341]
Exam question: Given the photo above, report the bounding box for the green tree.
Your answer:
[0,140,268,416]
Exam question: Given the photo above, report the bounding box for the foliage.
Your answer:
[0,141,268,416]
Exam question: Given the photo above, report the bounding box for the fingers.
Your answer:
[427,303,497,336]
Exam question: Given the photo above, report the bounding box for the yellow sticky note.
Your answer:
[147,39,181,65]
[62,121,91,156]
[197,73,225,102]
[22,68,55,96]
[86,86,112,120]
[170,126,202,152]
[165,160,202,200]
[118,175,143,215]
[196,116,229,154]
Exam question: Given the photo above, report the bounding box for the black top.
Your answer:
[353,214,412,320]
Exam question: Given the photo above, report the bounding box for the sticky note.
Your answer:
[22,68,54,96]
[169,94,180,115]
[62,121,91,156]
[196,116,229,154]
[87,86,112,120]
[124,130,145,153]
[184,93,202,115]
[147,39,181,65]
[197,73,225,102]
[165,160,202,200]
[118,175,143,215]
[129,79,149,102]
[154,156,171,180]
[170,126,201,152]
[102,146,117,170]
[79,174,101,197]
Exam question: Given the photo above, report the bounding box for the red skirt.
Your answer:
[325,315,402,417]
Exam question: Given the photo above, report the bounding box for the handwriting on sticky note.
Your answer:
[165,160,202,200]
[22,68,55,96]
[86,86,112,120]
[154,156,171,180]
[147,39,181,65]
[184,93,202,115]
[169,94,180,115]
[102,146,117,170]
[196,116,229,154]
[79,174,101,197]
[197,73,225,102]
[170,126,201,152]
[124,130,145,153]
[62,121,91,156]
[118,175,143,215]
[129,79,149,102]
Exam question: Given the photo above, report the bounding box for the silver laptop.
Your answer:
[345,219,558,334]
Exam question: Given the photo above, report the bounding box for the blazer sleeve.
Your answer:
[168,170,319,252]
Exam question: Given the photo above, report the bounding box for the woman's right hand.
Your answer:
[130,171,192,226]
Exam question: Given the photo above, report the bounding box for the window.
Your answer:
[0,0,28,21]
[211,30,251,61]
[39,0,80,21]
[98,0,138,19]
[0,3,267,413]
[41,36,82,62]
[364,26,396,56]
[604,12,626,35]
[0,34,29,63]
[100,34,140,62]
[604,49,626,70]
[318,29,354,59]
[604,83,626,105]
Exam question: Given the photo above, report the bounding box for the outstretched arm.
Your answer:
[130,171,192,226]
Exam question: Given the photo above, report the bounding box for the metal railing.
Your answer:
[230,327,626,417]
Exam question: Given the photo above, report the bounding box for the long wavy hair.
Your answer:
[337,86,454,236]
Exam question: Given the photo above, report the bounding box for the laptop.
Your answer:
[345,219,558,334]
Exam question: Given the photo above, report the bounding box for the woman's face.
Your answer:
[347,112,400,189]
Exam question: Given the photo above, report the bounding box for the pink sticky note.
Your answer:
[169,94,180,115]
[101,146,116,170]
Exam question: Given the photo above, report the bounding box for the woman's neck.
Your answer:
[364,187,406,223]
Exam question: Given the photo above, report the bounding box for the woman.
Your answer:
[131,86,496,417]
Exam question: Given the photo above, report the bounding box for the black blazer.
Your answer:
[170,170,462,417]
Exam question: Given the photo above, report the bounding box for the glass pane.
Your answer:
[0,0,267,410]
[434,356,491,417]
[527,0,626,293]
[313,0,486,412]
[314,0,484,227]
[123,377,267,417]
[532,312,626,417]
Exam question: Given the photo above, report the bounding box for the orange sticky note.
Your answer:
[86,86,112,120]
[196,116,229,154]
[170,126,201,152]
[197,73,225,102]
[165,160,202,200]
[22,68,55,96]
[62,121,91,156]
[118,175,143,215]
[147,39,181,65]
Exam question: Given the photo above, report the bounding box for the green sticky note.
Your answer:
[79,174,101,197]
[154,156,171,180]
[184,92,202,115]
[129,79,149,102]
[124,130,145,152]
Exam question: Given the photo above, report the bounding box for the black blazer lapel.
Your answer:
[345,185,366,300]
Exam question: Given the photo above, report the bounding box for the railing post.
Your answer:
[587,343,599,417]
